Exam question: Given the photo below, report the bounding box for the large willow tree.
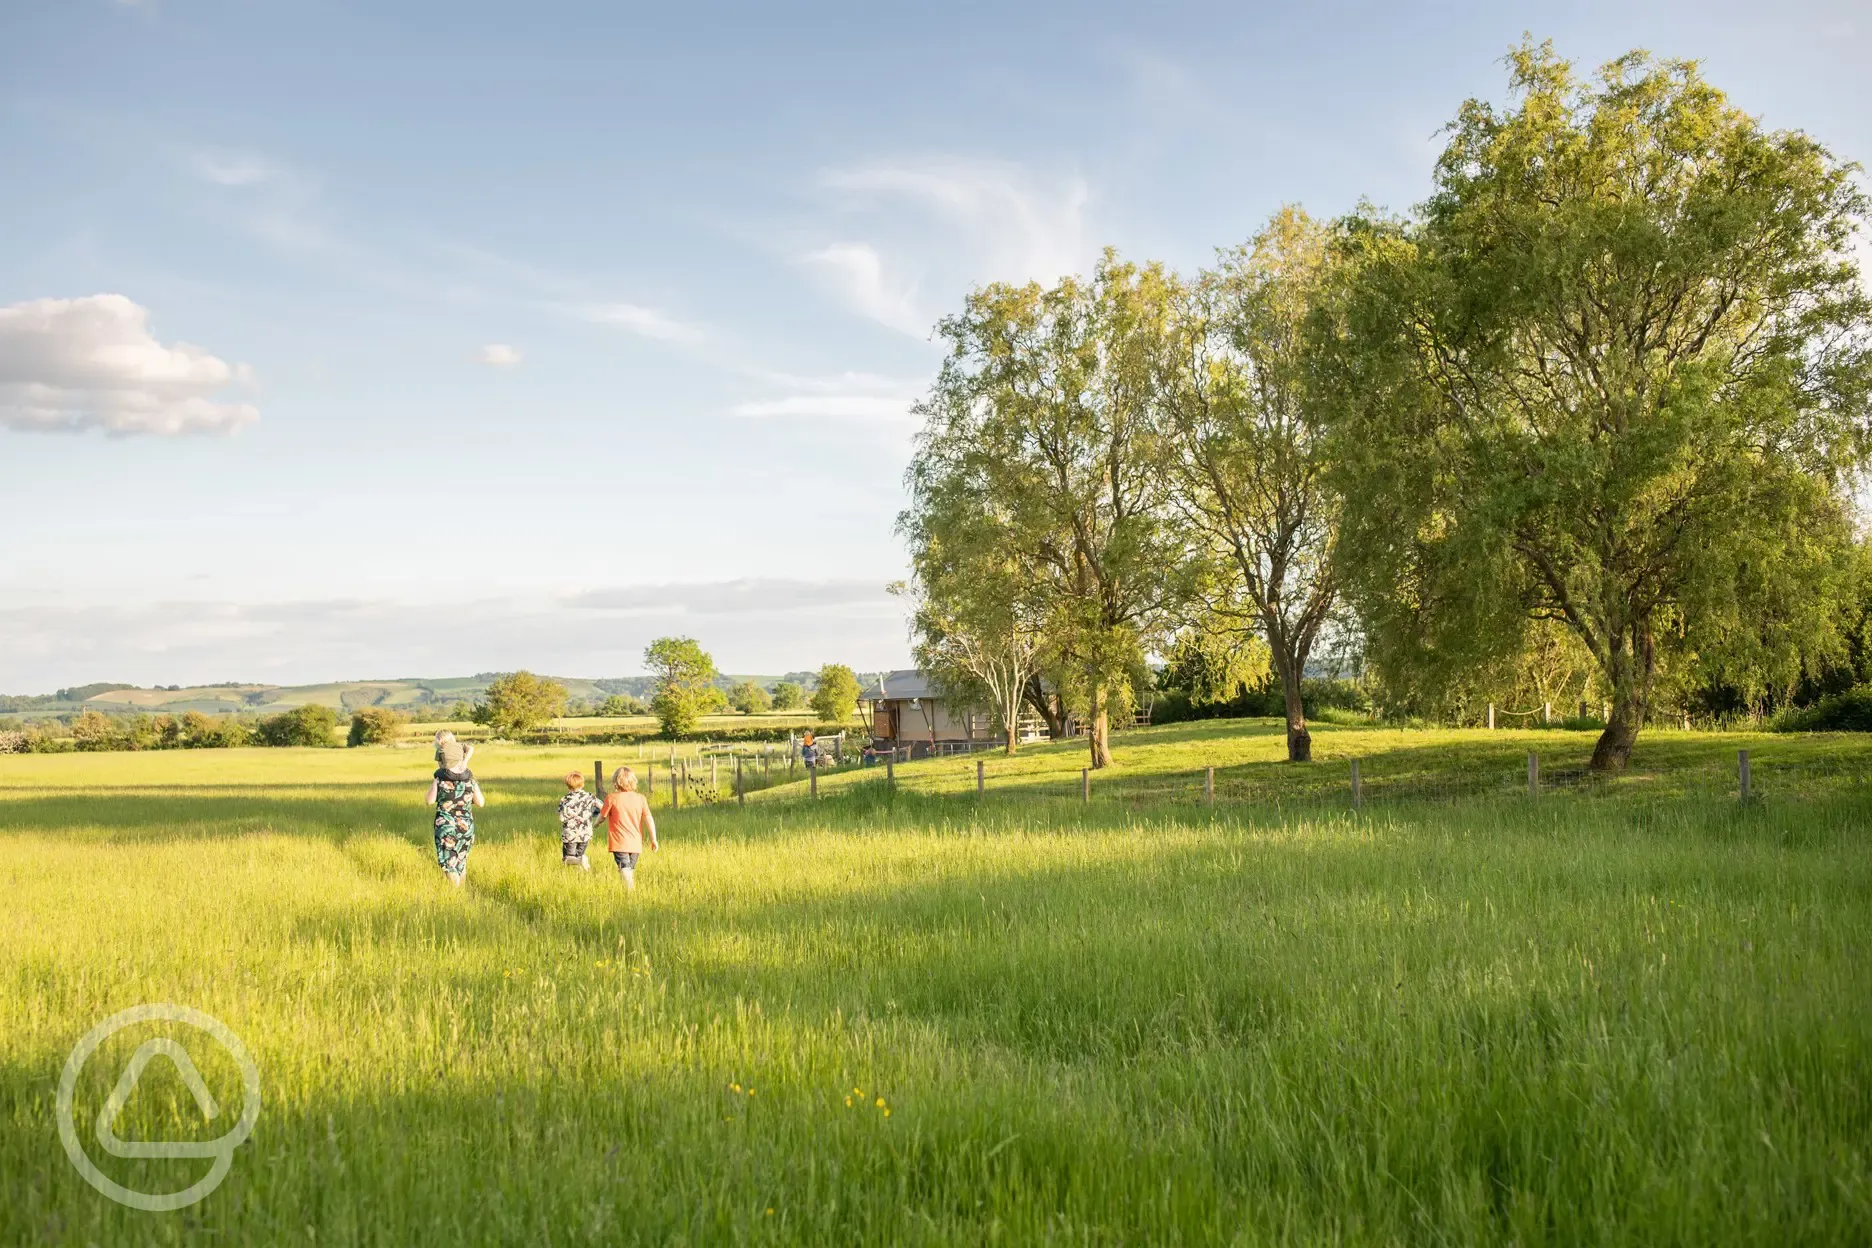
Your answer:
[904,254,1178,769]
[1158,207,1340,762]
[1322,43,1872,769]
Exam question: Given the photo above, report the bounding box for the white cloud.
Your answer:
[806,158,1094,335]
[477,343,523,367]
[821,161,1092,281]
[0,295,258,436]
[731,371,924,421]
[574,302,705,342]
[801,243,928,337]
[565,578,890,613]
[192,150,276,187]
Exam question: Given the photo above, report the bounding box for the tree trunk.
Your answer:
[1088,683,1113,769]
[1281,669,1311,762]
[1589,697,1643,771]
[1589,624,1654,772]
[1005,721,1017,755]
[1022,675,1066,739]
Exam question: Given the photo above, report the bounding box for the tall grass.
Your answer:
[2,730,1868,1244]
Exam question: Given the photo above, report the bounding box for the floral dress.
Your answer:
[433,776,476,878]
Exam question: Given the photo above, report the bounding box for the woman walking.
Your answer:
[426,765,485,886]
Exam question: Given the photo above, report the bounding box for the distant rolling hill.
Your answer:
[71,673,806,716]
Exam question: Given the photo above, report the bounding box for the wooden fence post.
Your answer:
[594,759,605,798]
[1528,752,1539,797]
[886,755,895,793]
[1350,759,1361,809]
[1081,768,1090,804]
[1204,766,1214,806]
[810,767,819,800]
[1739,748,1751,801]
[977,758,985,798]
[1486,702,1496,730]
[736,755,744,807]
[670,764,678,809]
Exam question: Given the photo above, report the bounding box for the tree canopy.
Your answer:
[810,664,861,725]
[1319,42,1872,768]
[1159,206,1341,760]
[908,254,1180,767]
[645,637,718,738]
[474,671,567,737]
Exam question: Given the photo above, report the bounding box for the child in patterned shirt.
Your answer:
[557,771,602,869]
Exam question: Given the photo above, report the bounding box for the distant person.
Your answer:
[557,770,602,870]
[600,767,658,890]
[434,729,475,778]
[425,764,485,887]
[800,731,818,769]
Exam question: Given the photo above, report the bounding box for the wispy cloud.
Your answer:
[571,302,707,343]
[730,371,923,422]
[800,243,926,337]
[804,157,1093,335]
[565,578,891,613]
[477,343,523,367]
[191,149,277,187]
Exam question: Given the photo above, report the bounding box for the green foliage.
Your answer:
[770,681,805,711]
[180,711,250,748]
[1320,42,1872,768]
[1159,207,1341,758]
[1159,627,1273,708]
[1774,687,1872,733]
[729,681,773,715]
[348,707,410,746]
[645,637,718,738]
[809,664,860,725]
[255,703,340,747]
[600,693,647,717]
[910,254,1181,766]
[69,710,118,751]
[472,671,568,738]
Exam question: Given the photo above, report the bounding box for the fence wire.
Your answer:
[664,746,1872,813]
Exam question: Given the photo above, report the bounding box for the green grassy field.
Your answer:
[2,722,1869,1244]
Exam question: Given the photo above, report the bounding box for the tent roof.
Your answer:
[857,669,938,702]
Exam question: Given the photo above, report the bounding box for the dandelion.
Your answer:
[875,1097,885,1109]
[729,1083,741,1093]
[765,1208,774,1216]
[883,1108,892,1118]
[748,1088,756,1097]
[844,1096,853,1107]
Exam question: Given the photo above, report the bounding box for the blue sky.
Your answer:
[1,0,1866,692]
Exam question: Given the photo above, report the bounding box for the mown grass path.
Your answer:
[2,724,1868,1244]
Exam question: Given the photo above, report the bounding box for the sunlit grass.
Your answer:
[2,725,1869,1244]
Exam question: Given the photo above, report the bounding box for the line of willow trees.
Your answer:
[898,43,1872,772]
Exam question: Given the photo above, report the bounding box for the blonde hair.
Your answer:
[611,766,637,792]
[434,729,457,744]
[565,770,585,790]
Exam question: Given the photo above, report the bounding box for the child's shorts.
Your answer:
[562,837,590,863]
[612,851,639,870]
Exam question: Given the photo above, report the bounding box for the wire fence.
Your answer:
[636,745,1872,813]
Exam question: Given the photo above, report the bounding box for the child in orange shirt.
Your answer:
[600,766,658,889]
